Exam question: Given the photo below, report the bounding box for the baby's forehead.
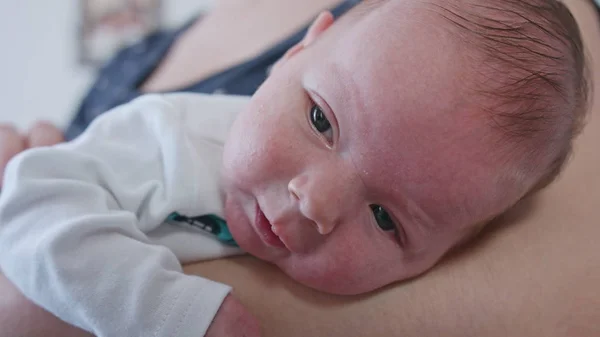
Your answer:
[317,2,469,128]
[308,2,514,230]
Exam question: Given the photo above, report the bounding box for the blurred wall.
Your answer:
[0,0,213,130]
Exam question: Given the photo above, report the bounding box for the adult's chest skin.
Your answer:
[141,0,344,93]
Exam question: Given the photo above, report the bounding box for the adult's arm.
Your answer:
[184,1,600,336]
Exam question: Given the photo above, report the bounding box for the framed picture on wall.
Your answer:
[78,0,162,67]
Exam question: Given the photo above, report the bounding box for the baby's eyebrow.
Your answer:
[351,153,440,250]
[346,150,412,239]
[307,62,365,126]
[402,199,438,243]
[329,62,366,118]
[406,193,439,225]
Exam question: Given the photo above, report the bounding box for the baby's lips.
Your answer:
[270,224,290,249]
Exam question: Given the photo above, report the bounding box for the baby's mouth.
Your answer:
[254,204,287,249]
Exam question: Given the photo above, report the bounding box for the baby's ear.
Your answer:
[301,11,335,47]
[270,11,334,73]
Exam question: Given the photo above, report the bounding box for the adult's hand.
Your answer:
[0,121,63,187]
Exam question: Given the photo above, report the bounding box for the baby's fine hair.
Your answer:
[432,0,589,198]
[359,0,590,202]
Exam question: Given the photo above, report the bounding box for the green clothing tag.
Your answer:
[167,212,238,246]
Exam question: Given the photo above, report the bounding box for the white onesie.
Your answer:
[0,93,249,337]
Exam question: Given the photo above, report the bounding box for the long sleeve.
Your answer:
[0,94,248,337]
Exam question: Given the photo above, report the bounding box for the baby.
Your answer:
[0,0,588,336]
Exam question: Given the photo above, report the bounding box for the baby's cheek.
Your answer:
[283,240,400,295]
[224,117,272,179]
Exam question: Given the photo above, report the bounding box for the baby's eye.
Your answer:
[370,205,396,232]
[310,104,333,143]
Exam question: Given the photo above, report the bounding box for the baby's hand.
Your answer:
[205,295,261,337]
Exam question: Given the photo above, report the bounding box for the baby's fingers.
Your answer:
[205,295,261,337]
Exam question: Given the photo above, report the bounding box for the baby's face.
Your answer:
[222,2,508,295]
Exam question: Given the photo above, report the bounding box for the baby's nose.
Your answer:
[288,169,357,235]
